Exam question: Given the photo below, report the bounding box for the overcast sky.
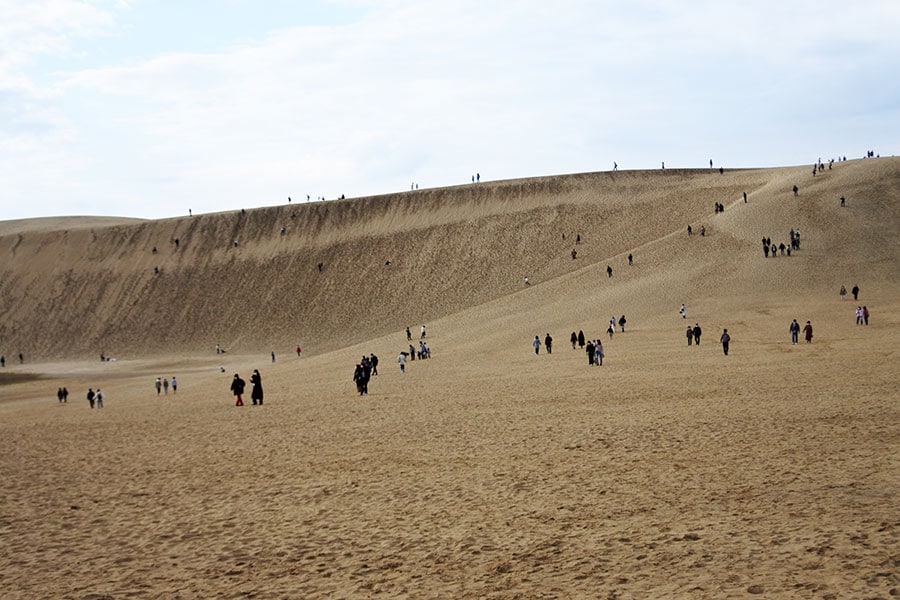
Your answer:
[1,0,898,221]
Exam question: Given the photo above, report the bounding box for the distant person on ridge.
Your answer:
[406,327,412,341]
[607,265,613,278]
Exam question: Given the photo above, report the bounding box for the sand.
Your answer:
[1,159,898,598]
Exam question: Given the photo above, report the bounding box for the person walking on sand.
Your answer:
[420,325,426,339]
[406,327,412,341]
[594,340,604,366]
[398,352,406,373]
[296,345,302,357]
[87,388,95,409]
[544,333,553,354]
[231,373,246,406]
[370,353,379,375]
[839,285,846,301]
[155,377,162,395]
[607,324,614,339]
[586,340,595,366]
[578,330,585,348]
[692,324,702,345]
[57,387,64,403]
[686,326,694,346]
[720,329,731,355]
[790,319,801,344]
[171,377,177,394]
[250,369,263,405]
[680,304,686,319]
[607,265,613,278]
[271,351,276,363]
[533,335,541,355]
[570,331,577,349]
[163,378,169,394]
[618,315,627,332]
[803,321,813,343]
[862,306,869,325]
[353,362,370,396]
[95,389,104,408]
[851,284,859,300]
[856,306,864,325]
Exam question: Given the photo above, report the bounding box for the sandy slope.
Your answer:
[0,159,897,598]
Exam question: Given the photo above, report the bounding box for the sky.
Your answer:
[1,0,898,221]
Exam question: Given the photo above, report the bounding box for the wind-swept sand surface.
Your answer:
[1,159,898,598]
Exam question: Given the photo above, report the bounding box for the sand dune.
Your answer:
[0,159,898,598]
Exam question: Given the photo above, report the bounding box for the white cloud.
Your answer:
[1,0,898,219]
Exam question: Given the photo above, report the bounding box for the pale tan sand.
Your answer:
[0,160,897,598]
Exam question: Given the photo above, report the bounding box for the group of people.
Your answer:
[761,233,799,258]
[839,284,860,301]
[405,325,427,341]
[0,353,24,367]
[789,319,814,344]
[154,377,177,395]
[86,388,104,408]
[56,387,70,403]
[230,370,263,406]
[352,355,378,395]
[855,306,870,325]
[533,334,553,354]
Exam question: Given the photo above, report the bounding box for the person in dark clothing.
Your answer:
[250,369,263,405]
[851,284,859,300]
[544,334,553,354]
[618,315,626,332]
[686,326,694,346]
[406,327,412,341]
[692,324,702,345]
[62,387,69,403]
[57,388,64,403]
[577,330,585,348]
[370,353,379,375]
[586,340,595,366]
[353,362,370,396]
[720,329,731,355]
[790,319,801,344]
[803,321,813,344]
[87,388,95,409]
[607,265,613,278]
[570,331,577,349]
[231,374,246,406]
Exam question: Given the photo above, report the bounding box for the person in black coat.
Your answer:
[353,362,370,396]
[692,324,702,345]
[577,330,585,348]
[250,369,263,405]
[231,373,246,406]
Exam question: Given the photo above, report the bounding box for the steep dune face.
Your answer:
[0,159,896,360]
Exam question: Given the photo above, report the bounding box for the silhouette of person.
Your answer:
[251,369,264,405]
